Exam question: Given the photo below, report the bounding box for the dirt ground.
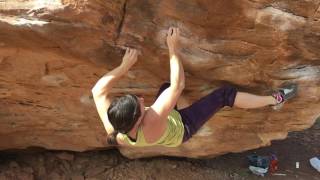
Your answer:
[0,119,319,180]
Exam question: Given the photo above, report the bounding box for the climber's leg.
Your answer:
[178,85,237,142]
[234,92,276,109]
[235,83,298,110]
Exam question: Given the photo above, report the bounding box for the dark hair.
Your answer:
[107,94,141,145]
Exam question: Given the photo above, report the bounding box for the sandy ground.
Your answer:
[0,119,319,180]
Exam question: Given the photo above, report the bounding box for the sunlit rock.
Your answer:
[0,0,319,158]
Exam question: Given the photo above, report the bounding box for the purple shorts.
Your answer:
[155,83,237,142]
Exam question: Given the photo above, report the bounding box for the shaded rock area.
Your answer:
[0,0,320,158]
[0,118,319,180]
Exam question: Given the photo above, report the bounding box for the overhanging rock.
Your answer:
[0,0,319,158]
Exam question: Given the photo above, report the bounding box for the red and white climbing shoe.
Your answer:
[272,83,298,110]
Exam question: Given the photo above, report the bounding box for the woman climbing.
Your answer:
[91,27,297,147]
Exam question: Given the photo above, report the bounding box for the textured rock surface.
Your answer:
[0,0,319,158]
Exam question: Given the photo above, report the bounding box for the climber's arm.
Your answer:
[144,28,185,139]
[91,48,138,134]
[151,27,184,116]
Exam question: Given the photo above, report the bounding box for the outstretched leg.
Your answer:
[234,92,276,109]
[178,83,298,142]
[234,83,298,110]
[178,85,238,142]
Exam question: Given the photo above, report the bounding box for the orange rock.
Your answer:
[0,0,319,158]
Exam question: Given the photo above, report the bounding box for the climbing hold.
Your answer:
[41,74,69,87]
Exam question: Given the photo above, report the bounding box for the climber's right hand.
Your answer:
[166,27,180,55]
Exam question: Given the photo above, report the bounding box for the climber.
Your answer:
[91,27,298,147]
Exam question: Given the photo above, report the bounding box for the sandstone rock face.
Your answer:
[0,0,319,158]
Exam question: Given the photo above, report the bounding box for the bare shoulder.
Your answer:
[116,133,128,146]
[141,108,167,143]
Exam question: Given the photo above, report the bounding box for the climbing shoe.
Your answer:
[272,83,298,110]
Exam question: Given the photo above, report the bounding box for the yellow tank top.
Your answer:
[121,109,184,147]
